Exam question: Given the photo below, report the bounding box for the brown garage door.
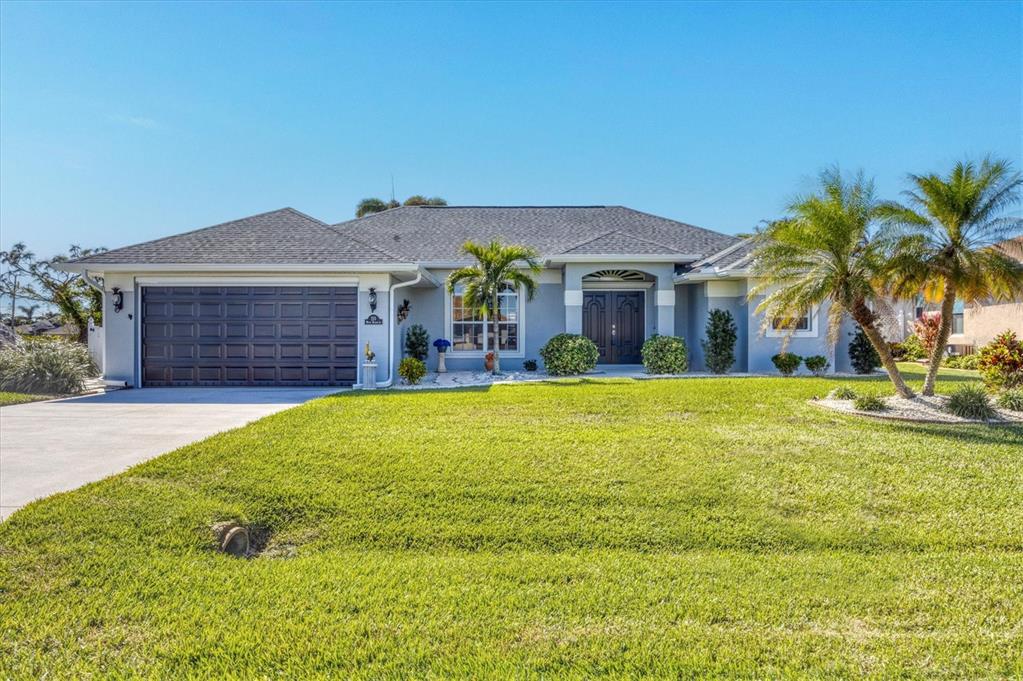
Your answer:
[141,286,358,387]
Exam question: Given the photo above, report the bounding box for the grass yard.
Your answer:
[0,391,55,407]
[1,365,1020,678]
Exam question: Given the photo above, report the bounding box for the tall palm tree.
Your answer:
[879,158,1023,396]
[749,167,915,398]
[447,241,542,374]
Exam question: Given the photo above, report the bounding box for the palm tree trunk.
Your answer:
[852,300,915,398]
[922,281,956,397]
[491,291,501,374]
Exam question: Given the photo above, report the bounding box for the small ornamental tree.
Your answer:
[914,314,942,357]
[404,324,430,361]
[977,330,1023,390]
[701,309,737,374]
[849,325,881,374]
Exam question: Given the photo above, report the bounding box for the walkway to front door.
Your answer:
[582,291,645,363]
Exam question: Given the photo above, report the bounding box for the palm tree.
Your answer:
[879,158,1023,396]
[17,304,39,323]
[355,198,394,217]
[749,167,915,398]
[446,241,542,374]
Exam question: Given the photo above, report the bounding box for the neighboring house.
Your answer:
[61,205,875,388]
[946,237,1023,354]
[14,319,78,337]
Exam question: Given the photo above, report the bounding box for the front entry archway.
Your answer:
[582,291,645,363]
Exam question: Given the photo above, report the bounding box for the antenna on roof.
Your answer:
[390,174,395,203]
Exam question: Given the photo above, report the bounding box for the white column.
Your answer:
[564,289,583,334]
[655,288,675,336]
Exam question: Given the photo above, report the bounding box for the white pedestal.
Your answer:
[362,362,378,390]
[437,352,447,373]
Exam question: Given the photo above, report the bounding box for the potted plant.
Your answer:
[484,351,495,372]
[433,338,451,373]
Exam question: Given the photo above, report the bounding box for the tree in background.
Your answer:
[0,243,34,328]
[0,243,106,343]
[749,167,915,397]
[701,308,737,374]
[447,241,541,374]
[879,157,1023,395]
[17,304,40,324]
[356,195,446,217]
[404,323,430,361]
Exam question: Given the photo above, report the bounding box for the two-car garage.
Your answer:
[141,286,358,387]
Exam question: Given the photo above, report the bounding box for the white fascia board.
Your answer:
[673,269,752,283]
[548,253,699,263]
[56,262,421,274]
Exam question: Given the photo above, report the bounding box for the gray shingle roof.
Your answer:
[332,206,739,262]
[71,205,741,267]
[71,208,404,265]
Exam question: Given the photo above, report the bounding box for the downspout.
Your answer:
[81,271,104,292]
[356,270,423,389]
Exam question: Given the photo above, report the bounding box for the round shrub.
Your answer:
[848,326,880,374]
[829,385,857,400]
[996,388,1023,412]
[943,354,979,370]
[977,331,1023,390]
[853,394,887,412]
[771,352,802,376]
[945,384,996,421]
[893,334,926,361]
[641,335,688,374]
[539,334,599,376]
[397,357,427,385]
[804,355,830,377]
[0,339,97,394]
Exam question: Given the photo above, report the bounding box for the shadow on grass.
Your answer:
[891,421,1023,445]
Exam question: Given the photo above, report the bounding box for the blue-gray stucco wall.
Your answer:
[399,281,565,373]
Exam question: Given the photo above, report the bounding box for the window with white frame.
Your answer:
[449,282,521,353]
[766,307,817,337]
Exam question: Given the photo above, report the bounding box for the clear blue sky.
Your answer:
[1,0,1020,257]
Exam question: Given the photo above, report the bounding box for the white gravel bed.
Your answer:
[814,395,1023,424]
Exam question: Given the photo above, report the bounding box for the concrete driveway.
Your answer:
[0,387,340,520]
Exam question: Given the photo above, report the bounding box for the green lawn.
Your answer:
[1,365,1020,678]
[0,391,55,407]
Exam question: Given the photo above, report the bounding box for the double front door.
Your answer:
[582,291,645,364]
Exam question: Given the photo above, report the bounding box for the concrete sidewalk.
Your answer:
[0,387,339,520]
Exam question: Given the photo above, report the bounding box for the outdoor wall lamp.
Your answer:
[112,287,124,313]
[368,287,377,313]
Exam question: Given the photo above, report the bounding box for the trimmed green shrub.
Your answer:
[522,359,538,372]
[830,385,857,400]
[942,354,979,370]
[853,394,887,412]
[945,384,996,421]
[804,355,830,377]
[701,309,737,374]
[404,324,430,361]
[894,334,927,361]
[539,334,599,376]
[771,352,802,376]
[996,388,1023,412]
[977,331,1023,390]
[848,326,880,374]
[641,335,688,374]
[397,357,427,385]
[0,339,97,394]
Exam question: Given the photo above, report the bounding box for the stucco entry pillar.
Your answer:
[655,273,675,336]
[563,265,584,334]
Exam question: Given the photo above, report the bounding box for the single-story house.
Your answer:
[61,205,887,388]
[945,237,1023,354]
